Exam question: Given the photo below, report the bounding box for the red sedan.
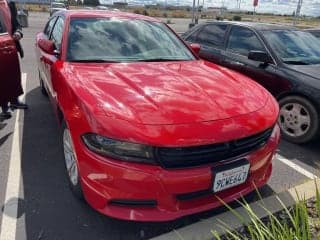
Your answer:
[35,10,280,221]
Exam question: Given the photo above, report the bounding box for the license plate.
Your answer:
[212,159,250,193]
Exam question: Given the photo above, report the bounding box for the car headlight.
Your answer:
[82,133,156,164]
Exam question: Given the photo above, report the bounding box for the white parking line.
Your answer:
[276,153,318,180]
[0,73,27,240]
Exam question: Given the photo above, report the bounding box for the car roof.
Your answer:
[59,10,161,22]
[204,21,298,31]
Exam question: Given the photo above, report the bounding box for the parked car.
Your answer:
[305,28,320,39]
[35,11,280,221]
[182,21,320,144]
[49,2,67,16]
[96,5,109,10]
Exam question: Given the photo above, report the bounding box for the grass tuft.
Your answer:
[212,182,320,240]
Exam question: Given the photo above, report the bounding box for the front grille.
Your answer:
[155,128,273,169]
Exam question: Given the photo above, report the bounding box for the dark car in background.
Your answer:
[306,28,320,39]
[182,22,320,144]
[49,2,67,16]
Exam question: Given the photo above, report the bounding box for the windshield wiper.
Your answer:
[135,58,188,62]
[70,59,120,63]
[283,60,310,65]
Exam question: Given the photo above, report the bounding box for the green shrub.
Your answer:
[233,15,242,21]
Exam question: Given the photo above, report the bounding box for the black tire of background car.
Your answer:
[62,121,84,199]
[39,71,48,97]
[279,95,319,144]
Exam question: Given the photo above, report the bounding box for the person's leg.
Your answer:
[0,103,12,119]
[10,98,28,109]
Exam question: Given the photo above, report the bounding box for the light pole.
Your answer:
[189,0,196,28]
[294,0,303,26]
[195,0,200,24]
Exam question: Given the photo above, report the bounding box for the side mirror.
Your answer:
[190,43,201,55]
[248,50,273,64]
[38,38,55,55]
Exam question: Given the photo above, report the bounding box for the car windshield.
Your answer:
[51,2,65,8]
[262,30,320,65]
[67,17,195,62]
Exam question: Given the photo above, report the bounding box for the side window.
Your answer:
[0,10,6,33]
[184,27,202,43]
[0,19,5,34]
[0,11,6,33]
[44,17,57,38]
[50,17,64,51]
[227,26,265,56]
[196,24,227,47]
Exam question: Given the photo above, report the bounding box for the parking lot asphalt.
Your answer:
[0,11,319,240]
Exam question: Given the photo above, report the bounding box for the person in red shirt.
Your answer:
[0,0,27,120]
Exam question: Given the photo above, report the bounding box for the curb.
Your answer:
[150,178,320,240]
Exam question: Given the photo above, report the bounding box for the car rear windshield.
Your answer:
[262,30,320,65]
[51,2,65,8]
[67,17,195,63]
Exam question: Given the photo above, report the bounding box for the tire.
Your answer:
[278,96,319,144]
[62,122,84,199]
[39,71,48,97]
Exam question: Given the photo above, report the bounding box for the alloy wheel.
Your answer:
[279,102,311,138]
[63,128,79,186]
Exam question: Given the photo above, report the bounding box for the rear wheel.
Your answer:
[62,122,83,199]
[278,96,319,144]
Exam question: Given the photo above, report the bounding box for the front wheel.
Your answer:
[278,96,319,144]
[62,122,83,199]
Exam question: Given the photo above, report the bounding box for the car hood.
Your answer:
[64,61,269,125]
[286,64,320,80]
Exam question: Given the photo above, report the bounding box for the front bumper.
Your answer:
[75,125,280,222]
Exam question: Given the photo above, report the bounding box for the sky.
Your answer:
[214,0,320,17]
[119,0,320,16]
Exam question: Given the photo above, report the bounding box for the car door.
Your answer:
[184,23,228,65]
[222,25,281,96]
[36,16,58,88]
[40,16,64,101]
[0,13,19,86]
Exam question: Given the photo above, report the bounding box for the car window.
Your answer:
[0,13,5,33]
[196,24,227,47]
[67,18,195,62]
[44,16,57,37]
[262,30,320,65]
[50,17,64,50]
[227,26,265,56]
[309,30,320,39]
[183,24,202,42]
[51,2,65,8]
